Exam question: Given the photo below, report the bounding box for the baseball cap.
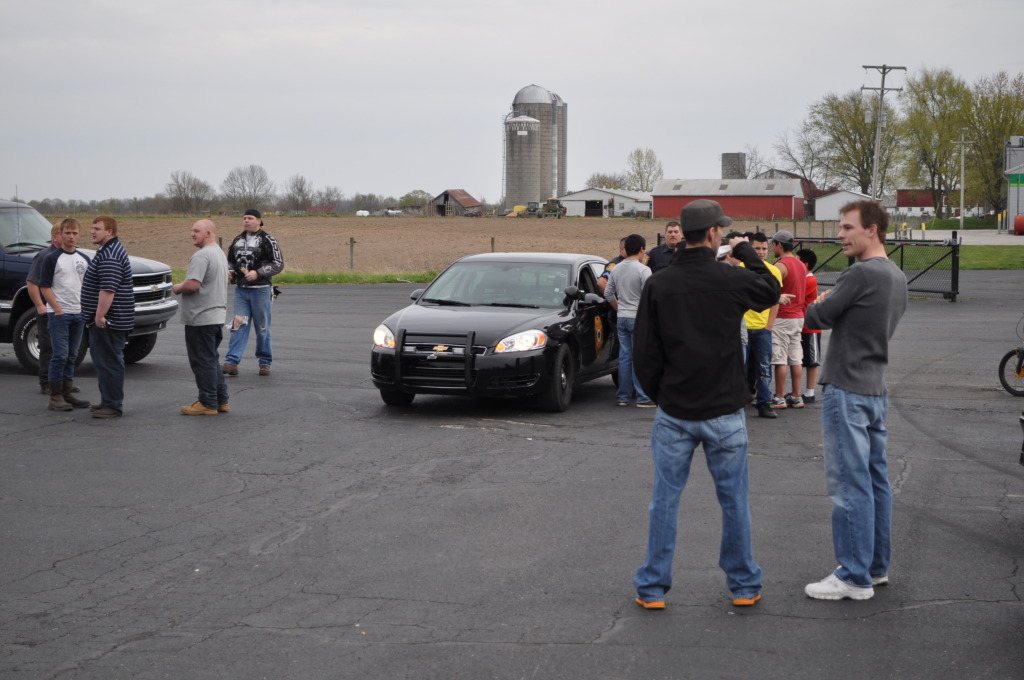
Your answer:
[680,200,733,232]
[771,230,794,244]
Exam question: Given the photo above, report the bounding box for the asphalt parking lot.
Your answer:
[2,272,1023,680]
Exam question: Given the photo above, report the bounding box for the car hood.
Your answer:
[78,249,171,275]
[382,303,569,347]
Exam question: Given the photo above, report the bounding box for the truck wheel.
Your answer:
[379,388,415,406]
[123,334,158,364]
[12,311,41,374]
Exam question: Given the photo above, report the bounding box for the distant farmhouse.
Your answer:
[653,178,805,220]
[433,189,482,217]
[814,189,872,221]
[559,188,652,218]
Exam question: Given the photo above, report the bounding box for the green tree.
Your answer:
[625,148,664,192]
[900,68,971,216]
[399,189,433,207]
[584,172,627,189]
[968,71,1024,214]
[806,90,901,195]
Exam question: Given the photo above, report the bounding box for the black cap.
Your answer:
[680,199,733,232]
[243,208,262,220]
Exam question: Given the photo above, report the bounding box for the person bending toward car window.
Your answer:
[632,200,779,611]
[223,209,284,377]
[38,218,91,412]
[604,233,652,408]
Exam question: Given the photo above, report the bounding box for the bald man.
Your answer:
[173,219,230,415]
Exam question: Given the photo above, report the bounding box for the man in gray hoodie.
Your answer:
[604,233,653,407]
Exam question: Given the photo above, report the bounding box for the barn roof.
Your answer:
[653,178,804,197]
[436,189,481,208]
[560,188,652,202]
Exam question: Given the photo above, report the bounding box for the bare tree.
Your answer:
[743,144,775,178]
[281,174,314,213]
[165,170,215,214]
[221,164,275,211]
[584,172,628,189]
[625,148,664,192]
[311,185,344,214]
[774,123,837,190]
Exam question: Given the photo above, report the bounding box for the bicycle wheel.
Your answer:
[998,348,1024,397]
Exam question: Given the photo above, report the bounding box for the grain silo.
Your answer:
[503,84,567,209]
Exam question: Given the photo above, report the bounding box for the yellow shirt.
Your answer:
[742,260,782,330]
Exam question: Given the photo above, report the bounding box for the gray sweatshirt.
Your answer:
[804,257,907,395]
[604,257,650,320]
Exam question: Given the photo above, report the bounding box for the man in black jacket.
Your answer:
[632,200,780,610]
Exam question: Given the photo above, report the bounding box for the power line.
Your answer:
[862,64,906,199]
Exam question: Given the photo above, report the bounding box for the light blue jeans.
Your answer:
[634,408,762,602]
[616,317,649,403]
[225,286,273,367]
[820,384,891,587]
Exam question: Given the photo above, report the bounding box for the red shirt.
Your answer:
[802,272,820,334]
[776,254,807,319]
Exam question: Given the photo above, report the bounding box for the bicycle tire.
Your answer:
[998,348,1024,397]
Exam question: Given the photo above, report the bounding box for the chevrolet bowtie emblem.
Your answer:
[150,285,159,292]
[433,345,449,351]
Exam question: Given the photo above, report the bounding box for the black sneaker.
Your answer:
[756,403,778,419]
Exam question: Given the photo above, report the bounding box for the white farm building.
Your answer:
[559,187,652,218]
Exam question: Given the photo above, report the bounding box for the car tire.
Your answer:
[123,334,158,364]
[379,388,415,406]
[537,344,576,412]
[12,311,41,374]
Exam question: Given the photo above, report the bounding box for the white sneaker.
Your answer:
[871,574,889,586]
[805,573,874,600]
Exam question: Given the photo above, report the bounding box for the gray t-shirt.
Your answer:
[604,257,651,320]
[805,256,907,396]
[180,244,229,326]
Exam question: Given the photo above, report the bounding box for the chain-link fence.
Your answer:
[793,237,960,302]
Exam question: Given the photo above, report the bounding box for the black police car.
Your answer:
[371,252,618,412]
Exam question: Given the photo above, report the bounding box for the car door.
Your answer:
[572,262,616,376]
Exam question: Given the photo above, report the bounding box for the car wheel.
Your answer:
[537,344,576,412]
[12,311,41,374]
[123,334,158,364]
[380,388,415,406]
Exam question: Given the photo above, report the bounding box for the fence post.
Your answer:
[491,237,495,252]
[950,231,959,302]
[349,237,356,270]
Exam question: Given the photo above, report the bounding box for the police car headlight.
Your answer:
[373,324,396,349]
[495,330,547,353]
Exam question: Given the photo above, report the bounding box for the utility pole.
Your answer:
[862,64,906,200]
[954,128,976,231]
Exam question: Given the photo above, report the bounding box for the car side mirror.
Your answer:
[563,285,581,299]
[410,288,425,301]
[581,293,604,305]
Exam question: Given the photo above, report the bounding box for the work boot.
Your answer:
[222,363,238,376]
[48,381,73,411]
[62,380,91,409]
[39,382,48,395]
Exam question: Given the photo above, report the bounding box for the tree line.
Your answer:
[18,165,481,217]
[587,69,1024,217]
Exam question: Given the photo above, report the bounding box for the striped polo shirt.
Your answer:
[81,237,135,331]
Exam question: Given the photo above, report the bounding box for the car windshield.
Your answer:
[0,207,54,253]
[422,261,572,309]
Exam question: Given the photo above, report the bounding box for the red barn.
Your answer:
[653,179,806,220]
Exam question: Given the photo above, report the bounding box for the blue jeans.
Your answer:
[225,286,273,367]
[185,325,229,409]
[635,408,762,601]
[820,384,891,587]
[89,326,128,414]
[746,328,773,405]
[616,317,649,403]
[47,312,85,382]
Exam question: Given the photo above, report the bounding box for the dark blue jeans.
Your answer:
[89,326,128,414]
[746,328,773,405]
[185,324,229,409]
[47,312,84,382]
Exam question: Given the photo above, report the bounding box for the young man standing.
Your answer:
[26,224,62,394]
[604,233,652,407]
[82,216,134,419]
[223,209,284,377]
[769,230,807,409]
[744,232,783,419]
[803,200,907,600]
[797,248,821,403]
[38,218,91,411]
[632,200,779,610]
[173,219,230,416]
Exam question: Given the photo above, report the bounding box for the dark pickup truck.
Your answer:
[0,201,178,372]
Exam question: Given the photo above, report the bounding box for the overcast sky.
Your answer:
[3,0,1022,205]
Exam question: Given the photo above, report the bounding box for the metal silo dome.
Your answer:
[513,84,553,105]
